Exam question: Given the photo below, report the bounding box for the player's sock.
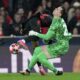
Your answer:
[37,55,46,75]
[39,66,46,75]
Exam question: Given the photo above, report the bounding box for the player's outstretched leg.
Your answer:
[37,52,63,75]
[20,53,38,75]
[20,47,41,74]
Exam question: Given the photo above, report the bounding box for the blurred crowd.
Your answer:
[0,0,80,37]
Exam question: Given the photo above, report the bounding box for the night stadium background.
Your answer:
[0,0,80,80]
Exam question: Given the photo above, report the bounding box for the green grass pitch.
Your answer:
[0,73,80,80]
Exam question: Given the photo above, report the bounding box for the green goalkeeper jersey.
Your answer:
[36,17,72,57]
[37,17,72,41]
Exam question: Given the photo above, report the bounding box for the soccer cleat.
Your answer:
[19,69,30,75]
[55,71,63,76]
[39,67,46,75]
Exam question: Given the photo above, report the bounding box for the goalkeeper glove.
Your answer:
[29,30,38,36]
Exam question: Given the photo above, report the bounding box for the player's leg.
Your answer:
[23,45,58,74]
[20,51,38,74]
[32,41,46,75]
[37,61,46,75]
[37,52,63,75]
[27,47,45,71]
[47,42,69,75]
[37,52,57,73]
[20,47,42,74]
[20,51,56,75]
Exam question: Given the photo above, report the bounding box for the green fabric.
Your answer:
[37,18,72,41]
[47,40,69,57]
[28,47,57,73]
[36,18,72,56]
[28,18,72,73]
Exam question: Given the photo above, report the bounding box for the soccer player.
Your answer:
[9,39,46,75]
[20,6,72,75]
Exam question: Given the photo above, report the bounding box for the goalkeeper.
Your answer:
[20,6,72,75]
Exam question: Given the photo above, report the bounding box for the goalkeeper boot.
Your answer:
[19,69,30,75]
[55,71,63,76]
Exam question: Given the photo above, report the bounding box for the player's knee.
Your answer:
[34,46,41,52]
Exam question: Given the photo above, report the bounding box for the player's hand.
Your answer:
[29,30,38,36]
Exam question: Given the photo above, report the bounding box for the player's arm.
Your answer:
[61,18,72,39]
[37,18,61,40]
[36,30,54,40]
[29,17,60,40]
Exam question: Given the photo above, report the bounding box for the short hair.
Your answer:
[52,0,63,10]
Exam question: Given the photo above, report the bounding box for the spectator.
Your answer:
[0,0,80,36]
[0,7,13,25]
[11,12,24,36]
[68,7,80,34]
[67,7,75,22]
[62,1,70,23]
[2,0,9,9]
[46,0,52,14]
[0,15,12,36]
[16,8,26,23]
[68,0,80,22]
[24,4,52,35]
[16,8,24,17]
